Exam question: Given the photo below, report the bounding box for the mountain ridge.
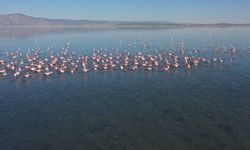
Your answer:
[0,13,249,28]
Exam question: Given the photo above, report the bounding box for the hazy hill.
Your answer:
[0,13,249,28]
[0,13,115,27]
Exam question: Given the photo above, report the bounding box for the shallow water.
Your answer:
[1,27,250,150]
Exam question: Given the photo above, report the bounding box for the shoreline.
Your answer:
[1,24,250,29]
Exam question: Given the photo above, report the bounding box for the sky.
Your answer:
[0,0,250,23]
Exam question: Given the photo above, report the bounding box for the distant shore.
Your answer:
[1,24,250,29]
[1,13,250,29]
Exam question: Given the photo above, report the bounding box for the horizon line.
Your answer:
[1,13,250,25]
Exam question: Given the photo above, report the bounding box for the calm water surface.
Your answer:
[0,27,250,150]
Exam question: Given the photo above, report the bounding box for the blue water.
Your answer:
[0,27,250,150]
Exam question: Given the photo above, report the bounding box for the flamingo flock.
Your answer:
[0,42,241,80]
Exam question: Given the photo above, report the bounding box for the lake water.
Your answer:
[0,27,250,150]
